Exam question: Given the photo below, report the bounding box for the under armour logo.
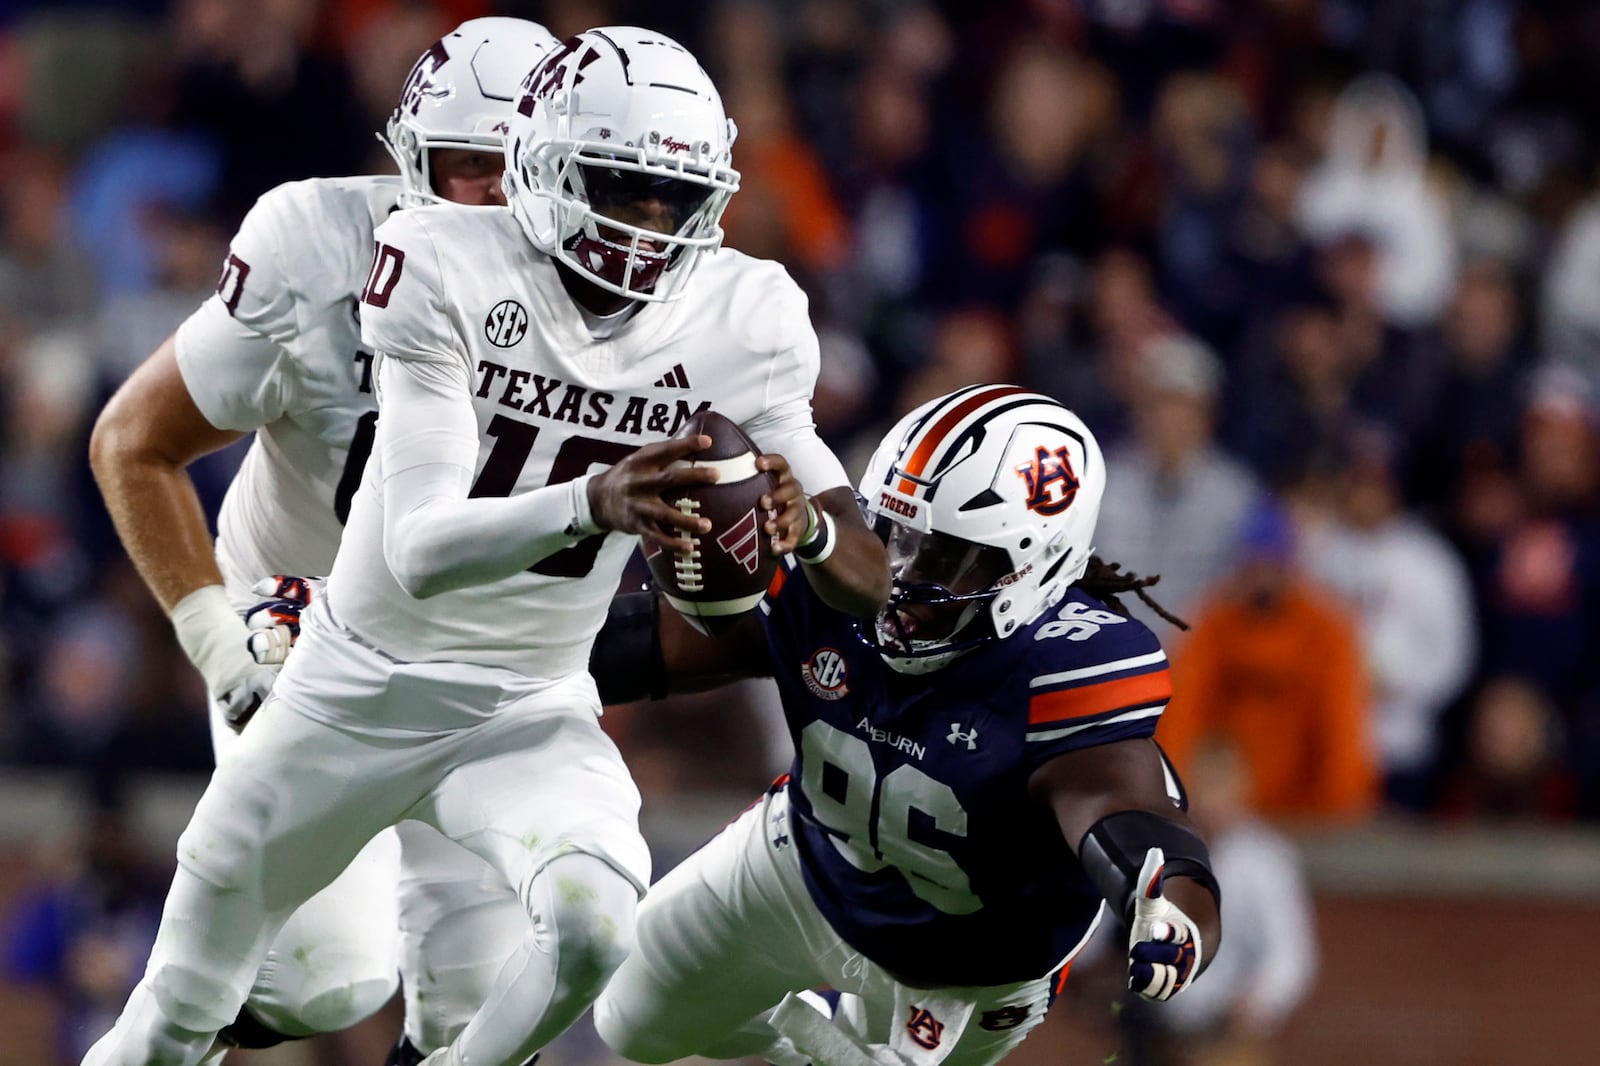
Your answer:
[947,723,978,750]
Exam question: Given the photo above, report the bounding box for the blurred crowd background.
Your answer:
[3,0,1600,1064]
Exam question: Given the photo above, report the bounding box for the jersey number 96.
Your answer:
[799,720,979,916]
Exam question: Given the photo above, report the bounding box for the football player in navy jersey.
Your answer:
[591,385,1222,1066]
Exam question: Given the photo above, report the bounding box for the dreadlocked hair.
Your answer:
[1075,555,1189,631]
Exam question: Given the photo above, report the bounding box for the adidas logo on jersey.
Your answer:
[654,363,691,389]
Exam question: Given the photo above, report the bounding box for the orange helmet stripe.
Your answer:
[894,385,1032,496]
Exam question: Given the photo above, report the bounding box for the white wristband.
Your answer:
[796,509,836,565]
[169,584,256,693]
[566,473,602,536]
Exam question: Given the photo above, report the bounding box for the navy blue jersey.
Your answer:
[757,559,1173,987]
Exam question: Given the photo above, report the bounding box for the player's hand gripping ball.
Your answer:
[644,410,779,636]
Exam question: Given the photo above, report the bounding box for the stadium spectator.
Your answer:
[1299,424,1477,809]
[1541,178,1600,376]
[1438,675,1579,822]
[2,787,165,1066]
[1020,246,1180,447]
[0,146,96,330]
[1475,368,1600,710]
[1160,500,1379,823]
[1135,736,1319,1066]
[1150,72,1256,347]
[1409,254,1532,516]
[1096,331,1262,627]
[1296,73,1458,328]
[930,41,1119,309]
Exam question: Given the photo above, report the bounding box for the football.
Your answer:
[644,410,779,636]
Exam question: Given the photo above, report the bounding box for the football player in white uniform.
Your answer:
[84,25,889,1066]
[85,16,560,1062]
[591,387,1224,1066]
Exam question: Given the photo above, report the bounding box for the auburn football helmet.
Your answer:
[859,385,1107,673]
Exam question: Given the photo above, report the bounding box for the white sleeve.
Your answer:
[738,283,851,496]
[366,219,594,599]
[359,210,461,368]
[213,184,303,342]
[171,182,315,430]
[173,297,290,431]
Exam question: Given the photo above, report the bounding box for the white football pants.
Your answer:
[83,603,649,1066]
[207,696,401,1038]
[595,785,1066,1066]
[394,819,532,1053]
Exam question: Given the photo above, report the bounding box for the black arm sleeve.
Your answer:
[589,592,668,705]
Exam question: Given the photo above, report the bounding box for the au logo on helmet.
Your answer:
[1015,445,1079,516]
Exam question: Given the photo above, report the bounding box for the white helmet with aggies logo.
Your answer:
[502,27,741,302]
[380,17,561,208]
[860,385,1107,673]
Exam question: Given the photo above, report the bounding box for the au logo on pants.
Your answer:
[906,1006,944,1049]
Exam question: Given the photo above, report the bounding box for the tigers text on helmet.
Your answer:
[859,385,1107,673]
[502,27,741,303]
[380,18,561,209]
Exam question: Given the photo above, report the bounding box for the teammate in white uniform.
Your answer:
[84,25,889,1066]
[85,16,560,1061]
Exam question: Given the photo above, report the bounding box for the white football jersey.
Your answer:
[334,203,848,676]
[174,176,401,603]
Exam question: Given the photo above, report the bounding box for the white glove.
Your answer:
[244,575,324,665]
[170,585,279,732]
[219,669,283,732]
[1127,847,1204,1002]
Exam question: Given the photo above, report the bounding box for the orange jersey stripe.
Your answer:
[767,566,788,599]
[1027,669,1173,725]
[895,385,1031,496]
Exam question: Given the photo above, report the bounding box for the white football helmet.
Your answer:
[380,18,561,209]
[859,385,1107,673]
[502,27,741,302]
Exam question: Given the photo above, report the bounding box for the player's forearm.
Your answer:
[89,418,227,611]
[383,469,597,599]
[797,489,890,618]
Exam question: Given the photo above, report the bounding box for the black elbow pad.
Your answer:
[1078,809,1221,923]
[589,592,667,704]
